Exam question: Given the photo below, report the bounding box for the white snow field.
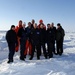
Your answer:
[0,31,75,75]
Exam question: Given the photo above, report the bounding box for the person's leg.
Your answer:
[8,43,15,63]
[56,41,60,54]
[49,43,53,58]
[53,41,56,54]
[47,43,49,56]
[29,44,35,60]
[39,44,41,56]
[36,45,40,60]
[42,43,47,59]
[20,40,26,60]
[59,39,63,55]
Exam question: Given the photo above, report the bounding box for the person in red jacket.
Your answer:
[15,20,23,52]
[38,19,46,30]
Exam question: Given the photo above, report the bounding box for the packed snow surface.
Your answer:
[0,31,75,75]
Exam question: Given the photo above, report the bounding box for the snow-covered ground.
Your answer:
[0,31,75,75]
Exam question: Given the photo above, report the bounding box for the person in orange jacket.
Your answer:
[15,20,23,52]
[38,19,46,30]
[24,22,32,58]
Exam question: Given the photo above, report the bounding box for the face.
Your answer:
[12,27,15,31]
[33,23,37,29]
[47,25,50,29]
[22,24,26,28]
[19,21,22,25]
[51,23,54,28]
[57,26,60,29]
[28,22,31,27]
[40,24,44,29]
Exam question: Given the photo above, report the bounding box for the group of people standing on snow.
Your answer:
[6,19,65,63]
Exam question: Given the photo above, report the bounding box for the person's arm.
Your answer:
[6,31,10,43]
[61,29,65,37]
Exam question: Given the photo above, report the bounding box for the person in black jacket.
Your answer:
[31,19,35,28]
[56,23,65,55]
[17,23,28,61]
[24,22,32,58]
[29,23,41,60]
[6,25,18,63]
[51,23,56,54]
[46,24,55,58]
[39,23,47,59]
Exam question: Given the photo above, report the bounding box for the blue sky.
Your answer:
[0,0,75,31]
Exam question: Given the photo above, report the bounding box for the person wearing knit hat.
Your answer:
[39,19,43,23]
[39,23,47,59]
[57,23,61,26]
[11,25,15,29]
[38,19,46,30]
[6,25,18,63]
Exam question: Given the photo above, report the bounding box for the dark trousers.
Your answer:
[20,40,26,59]
[8,43,15,61]
[53,41,55,53]
[56,39,63,54]
[47,42,53,57]
[40,43,47,57]
[30,44,41,59]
